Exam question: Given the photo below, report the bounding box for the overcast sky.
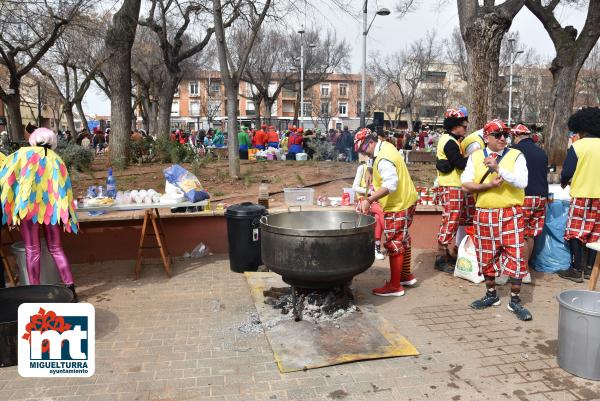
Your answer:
[82,1,589,116]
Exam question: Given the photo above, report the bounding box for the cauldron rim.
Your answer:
[0,285,74,324]
[261,210,375,237]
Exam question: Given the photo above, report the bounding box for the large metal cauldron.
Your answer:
[260,210,375,288]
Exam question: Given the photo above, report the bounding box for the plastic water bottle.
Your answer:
[106,168,117,199]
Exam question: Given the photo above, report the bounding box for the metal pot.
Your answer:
[260,209,375,288]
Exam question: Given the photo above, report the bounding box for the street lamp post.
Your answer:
[507,37,524,127]
[299,28,305,128]
[360,2,390,128]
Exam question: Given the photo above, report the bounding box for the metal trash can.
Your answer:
[0,285,73,367]
[11,241,62,285]
[557,290,600,380]
[225,203,267,273]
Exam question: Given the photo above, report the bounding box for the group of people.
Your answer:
[352,105,600,323]
[237,124,306,161]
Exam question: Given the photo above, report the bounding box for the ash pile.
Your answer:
[263,286,358,323]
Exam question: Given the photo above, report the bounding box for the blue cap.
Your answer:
[458,106,468,117]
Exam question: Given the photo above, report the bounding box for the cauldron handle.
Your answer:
[259,215,268,225]
[340,221,357,229]
[287,205,302,213]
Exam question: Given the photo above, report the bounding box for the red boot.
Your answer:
[373,253,405,297]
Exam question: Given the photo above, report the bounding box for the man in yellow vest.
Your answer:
[435,108,470,273]
[560,107,600,282]
[461,119,532,321]
[355,128,418,297]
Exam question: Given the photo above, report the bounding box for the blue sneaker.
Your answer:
[470,292,500,310]
[508,299,532,321]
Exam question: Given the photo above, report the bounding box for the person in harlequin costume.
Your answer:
[461,120,531,321]
[266,126,280,148]
[355,128,418,297]
[0,128,78,300]
[287,127,304,161]
[559,107,600,282]
[434,108,469,274]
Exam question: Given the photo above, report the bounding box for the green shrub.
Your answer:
[155,138,197,163]
[55,141,95,172]
[129,137,157,164]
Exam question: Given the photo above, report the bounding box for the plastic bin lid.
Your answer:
[225,202,267,218]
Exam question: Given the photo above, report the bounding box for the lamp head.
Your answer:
[376,8,390,16]
[298,29,305,34]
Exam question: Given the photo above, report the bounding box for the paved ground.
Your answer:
[1,251,599,401]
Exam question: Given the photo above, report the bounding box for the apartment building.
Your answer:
[170,71,370,131]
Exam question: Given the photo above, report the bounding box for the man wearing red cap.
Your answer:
[435,108,469,273]
[462,119,532,321]
[355,128,418,296]
[267,126,280,148]
[512,123,548,278]
[287,127,303,160]
[254,124,268,150]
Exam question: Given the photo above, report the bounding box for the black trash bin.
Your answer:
[0,285,74,367]
[225,203,267,273]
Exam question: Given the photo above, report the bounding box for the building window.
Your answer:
[386,105,395,113]
[282,102,294,113]
[171,101,179,116]
[174,85,180,97]
[338,102,348,117]
[302,101,312,117]
[189,81,199,96]
[320,83,330,97]
[209,82,220,96]
[208,100,221,114]
[338,83,348,97]
[190,101,200,116]
[320,101,330,115]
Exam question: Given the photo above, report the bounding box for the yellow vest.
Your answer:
[570,138,600,198]
[373,141,418,212]
[461,131,485,155]
[472,148,524,208]
[355,163,369,199]
[436,133,463,187]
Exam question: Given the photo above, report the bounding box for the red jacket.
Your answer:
[267,130,279,143]
[289,134,303,146]
[254,130,268,146]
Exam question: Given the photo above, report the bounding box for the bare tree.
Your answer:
[457,0,525,131]
[578,43,600,107]
[372,32,438,131]
[445,27,468,83]
[525,0,600,163]
[104,0,142,167]
[213,0,272,178]
[0,0,88,140]
[140,0,226,140]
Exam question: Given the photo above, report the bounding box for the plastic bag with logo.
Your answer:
[454,233,484,284]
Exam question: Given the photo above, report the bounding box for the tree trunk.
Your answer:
[5,93,24,141]
[264,98,273,125]
[148,101,158,138]
[463,18,508,131]
[292,90,301,127]
[63,104,77,136]
[226,83,240,178]
[104,0,142,168]
[545,63,580,164]
[406,105,414,132]
[156,75,179,141]
[75,101,90,135]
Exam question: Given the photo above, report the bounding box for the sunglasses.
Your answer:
[491,132,510,139]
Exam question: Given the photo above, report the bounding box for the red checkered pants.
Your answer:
[564,197,600,244]
[522,196,547,238]
[438,186,464,245]
[473,206,527,279]
[383,205,416,256]
[460,192,476,226]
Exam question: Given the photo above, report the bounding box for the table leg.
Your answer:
[588,255,600,291]
[134,210,151,279]
[151,209,171,277]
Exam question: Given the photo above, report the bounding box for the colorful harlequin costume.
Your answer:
[355,128,418,297]
[0,128,78,299]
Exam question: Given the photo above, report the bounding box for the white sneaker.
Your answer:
[375,245,385,260]
[522,272,532,284]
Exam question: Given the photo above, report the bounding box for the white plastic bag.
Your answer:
[454,235,484,284]
[183,242,211,258]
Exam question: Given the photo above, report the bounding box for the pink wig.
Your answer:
[28,127,58,149]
